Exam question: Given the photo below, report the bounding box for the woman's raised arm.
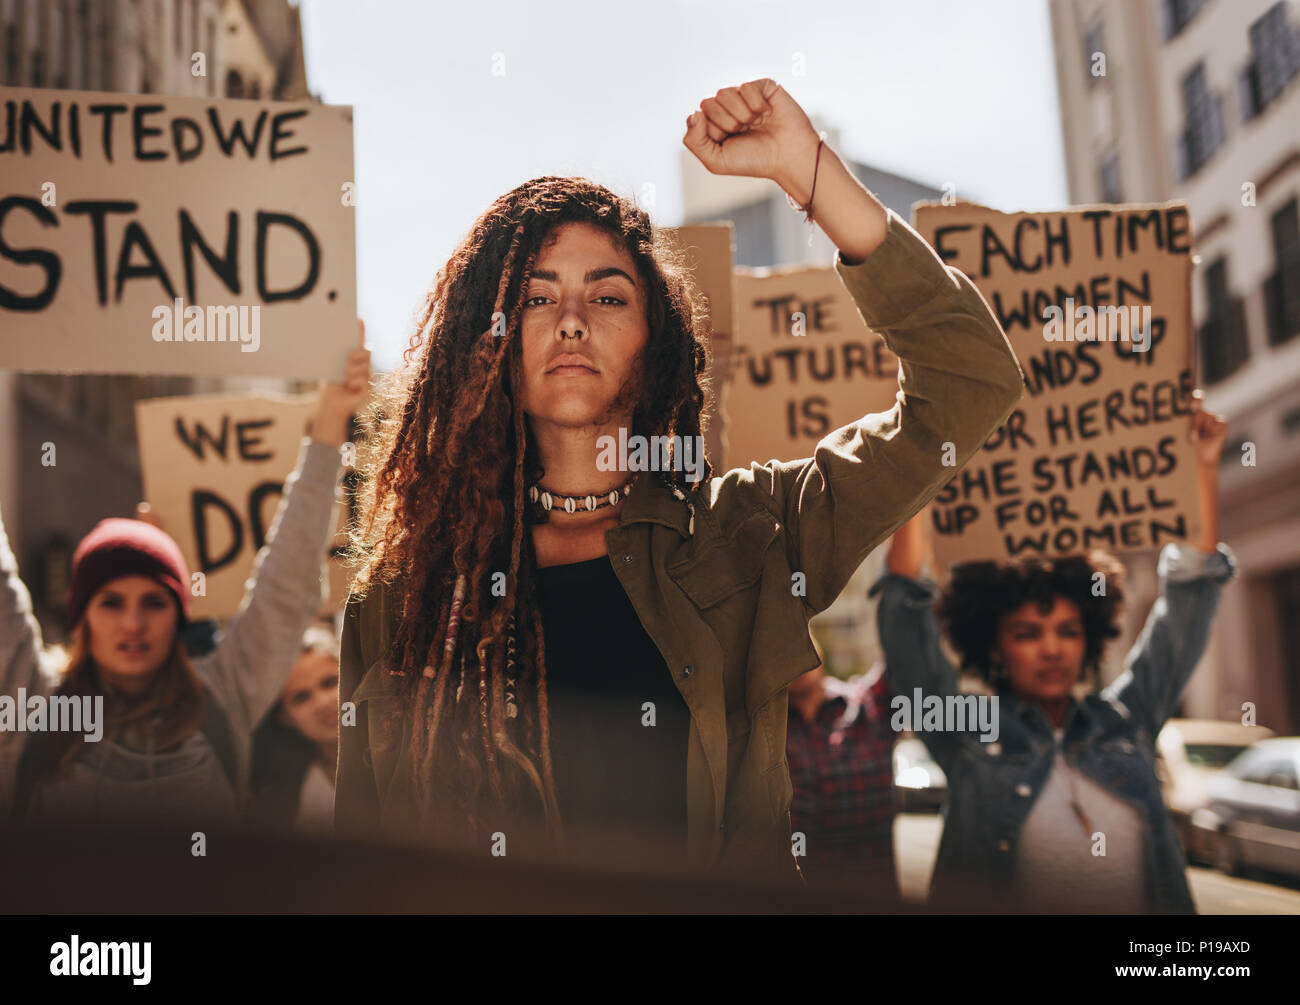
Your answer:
[684,78,889,264]
[0,504,58,812]
[199,324,369,738]
[1102,393,1236,736]
[686,80,1024,614]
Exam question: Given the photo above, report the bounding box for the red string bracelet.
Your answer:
[786,136,826,224]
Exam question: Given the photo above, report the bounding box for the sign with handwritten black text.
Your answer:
[134,392,355,619]
[912,201,1200,564]
[0,85,355,379]
[724,264,901,470]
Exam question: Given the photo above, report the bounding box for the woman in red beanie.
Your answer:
[0,328,369,833]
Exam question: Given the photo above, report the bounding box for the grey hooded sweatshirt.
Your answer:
[0,437,341,832]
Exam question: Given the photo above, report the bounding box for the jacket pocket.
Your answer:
[667,507,781,609]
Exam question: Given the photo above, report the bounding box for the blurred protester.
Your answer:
[0,327,368,831]
[136,502,221,659]
[786,637,899,903]
[871,393,1234,914]
[248,624,340,834]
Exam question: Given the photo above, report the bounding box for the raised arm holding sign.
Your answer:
[0,330,368,827]
[873,390,1233,914]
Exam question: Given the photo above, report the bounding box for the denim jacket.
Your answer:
[870,542,1237,913]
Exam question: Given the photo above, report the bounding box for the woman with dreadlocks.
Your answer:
[337,78,1025,885]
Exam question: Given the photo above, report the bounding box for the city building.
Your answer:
[222,0,313,102]
[1050,0,1300,731]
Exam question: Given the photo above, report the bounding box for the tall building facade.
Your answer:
[1050,0,1300,731]
[1,0,314,639]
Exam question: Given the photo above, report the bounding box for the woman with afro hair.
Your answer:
[336,78,1025,886]
[873,393,1236,913]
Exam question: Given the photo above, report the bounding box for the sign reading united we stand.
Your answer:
[0,85,356,379]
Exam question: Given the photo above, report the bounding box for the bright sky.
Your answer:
[298,0,1068,371]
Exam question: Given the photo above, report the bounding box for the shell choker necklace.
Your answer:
[527,475,637,514]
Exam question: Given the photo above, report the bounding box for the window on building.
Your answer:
[1083,20,1105,85]
[1241,2,1300,120]
[50,1,65,88]
[1178,62,1225,179]
[205,17,215,95]
[1265,197,1300,346]
[1161,0,1206,41]
[1198,257,1249,383]
[3,0,17,85]
[226,68,243,97]
[1099,151,1123,203]
[99,0,113,89]
[77,0,90,87]
[22,0,37,83]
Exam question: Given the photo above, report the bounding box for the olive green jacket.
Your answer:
[336,208,1025,885]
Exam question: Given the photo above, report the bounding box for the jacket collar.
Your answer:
[999,688,1095,734]
[616,472,695,538]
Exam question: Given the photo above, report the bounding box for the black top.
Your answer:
[534,554,690,867]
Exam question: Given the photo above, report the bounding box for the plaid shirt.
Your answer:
[786,667,897,898]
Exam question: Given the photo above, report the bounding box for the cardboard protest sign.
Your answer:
[912,201,1200,564]
[0,86,355,379]
[134,392,356,620]
[723,264,901,470]
[662,223,734,469]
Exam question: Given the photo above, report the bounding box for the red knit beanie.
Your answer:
[67,518,191,627]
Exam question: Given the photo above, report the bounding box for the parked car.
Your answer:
[1187,737,1300,880]
[893,736,947,813]
[1155,719,1274,855]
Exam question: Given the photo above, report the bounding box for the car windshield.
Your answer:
[1184,743,1248,768]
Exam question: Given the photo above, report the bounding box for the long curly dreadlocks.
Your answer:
[347,177,713,848]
